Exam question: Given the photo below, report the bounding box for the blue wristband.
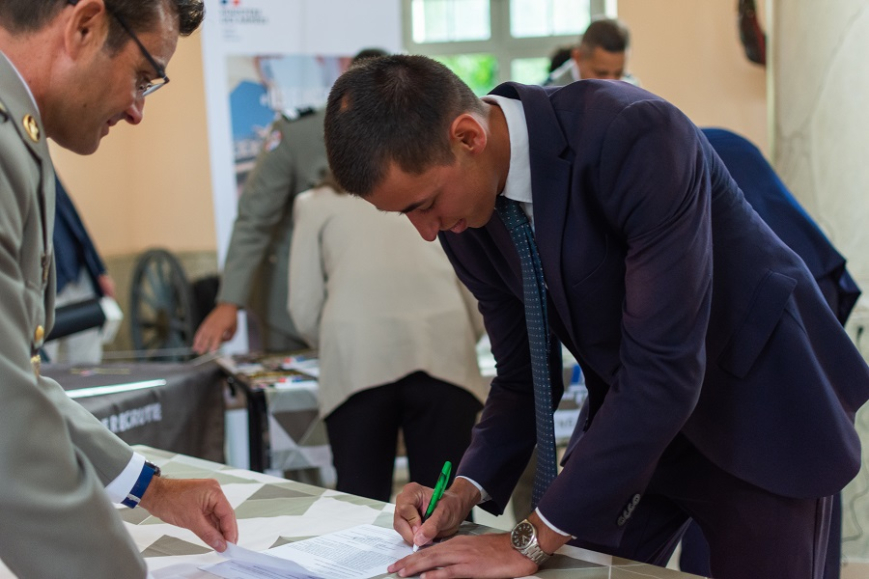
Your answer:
[121,461,161,509]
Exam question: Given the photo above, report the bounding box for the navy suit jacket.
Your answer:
[441,81,869,547]
[53,177,106,295]
[702,128,860,325]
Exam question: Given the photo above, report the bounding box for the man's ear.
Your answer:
[571,46,583,65]
[64,0,110,59]
[449,113,488,156]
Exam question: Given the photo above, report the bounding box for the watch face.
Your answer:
[511,521,534,549]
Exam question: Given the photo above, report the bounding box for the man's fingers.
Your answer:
[413,516,440,548]
[393,482,429,544]
[213,497,239,544]
[192,332,205,354]
[192,516,228,552]
[392,543,455,577]
[394,500,423,543]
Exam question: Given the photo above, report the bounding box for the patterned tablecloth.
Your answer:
[217,346,587,476]
[102,446,700,579]
[217,352,332,474]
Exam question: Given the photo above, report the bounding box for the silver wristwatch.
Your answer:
[510,519,551,566]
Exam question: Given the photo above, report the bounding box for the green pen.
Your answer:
[423,460,452,522]
[413,460,452,552]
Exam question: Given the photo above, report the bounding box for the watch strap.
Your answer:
[519,541,551,566]
[512,519,551,566]
[121,460,160,508]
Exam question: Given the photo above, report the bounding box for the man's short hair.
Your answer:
[351,47,389,65]
[0,0,204,51]
[324,55,484,197]
[579,17,630,55]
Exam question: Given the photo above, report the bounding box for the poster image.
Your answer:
[226,54,352,193]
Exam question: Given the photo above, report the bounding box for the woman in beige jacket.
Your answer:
[288,183,488,501]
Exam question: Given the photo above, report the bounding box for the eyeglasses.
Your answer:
[67,0,170,97]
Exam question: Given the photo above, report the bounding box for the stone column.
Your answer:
[770,1,869,572]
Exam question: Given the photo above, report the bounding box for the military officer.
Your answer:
[193,106,328,354]
[193,48,388,355]
[0,1,237,577]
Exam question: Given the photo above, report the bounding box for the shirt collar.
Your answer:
[483,93,533,204]
[483,93,535,227]
[1,51,40,113]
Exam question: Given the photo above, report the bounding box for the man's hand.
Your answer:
[192,302,239,354]
[393,477,479,550]
[138,476,238,552]
[388,533,538,579]
[97,274,116,299]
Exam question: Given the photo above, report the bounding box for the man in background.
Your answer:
[193,48,388,355]
[43,175,116,363]
[0,1,237,577]
[545,17,638,85]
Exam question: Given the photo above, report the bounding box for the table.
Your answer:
[44,360,226,463]
[123,446,704,578]
[217,352,331,475]
[218,346,584,475]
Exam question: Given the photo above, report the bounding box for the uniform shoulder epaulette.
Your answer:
[280,106,318,122]
[296,106,316,118]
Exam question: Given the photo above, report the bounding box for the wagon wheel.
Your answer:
[129,249,195,361]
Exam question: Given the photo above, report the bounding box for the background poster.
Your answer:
[200,0,402,264]
[199,0,401,350]
[227,54,348,192]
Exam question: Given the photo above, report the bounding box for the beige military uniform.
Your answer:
[0,53,146,577]
[217,108,328,352]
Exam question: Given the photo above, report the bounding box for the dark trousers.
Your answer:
[325,371,482,503]
[573,435,833,579]
[679,494,843,578]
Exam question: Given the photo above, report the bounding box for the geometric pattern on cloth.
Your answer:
[234,495,321,519]
[495,195,559,509]
[31,446,702,579]
[272,409,320,443]
[246,484,318,501]
[330,494,390,511]
[140,535,213,557]
[118,506,154,525]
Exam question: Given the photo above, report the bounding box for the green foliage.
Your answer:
[511,57,550,85]
[433,53,498,96]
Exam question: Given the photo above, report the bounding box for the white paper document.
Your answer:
[202,524,412,579]
[282,356,321,378]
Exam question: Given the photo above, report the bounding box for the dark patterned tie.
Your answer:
[495,195,558,509]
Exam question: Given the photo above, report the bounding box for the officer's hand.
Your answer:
[139,476,239,552]
[193,303,239,354]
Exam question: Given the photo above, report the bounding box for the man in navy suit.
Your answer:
[677,128,861,578]
[324,55,869,579]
